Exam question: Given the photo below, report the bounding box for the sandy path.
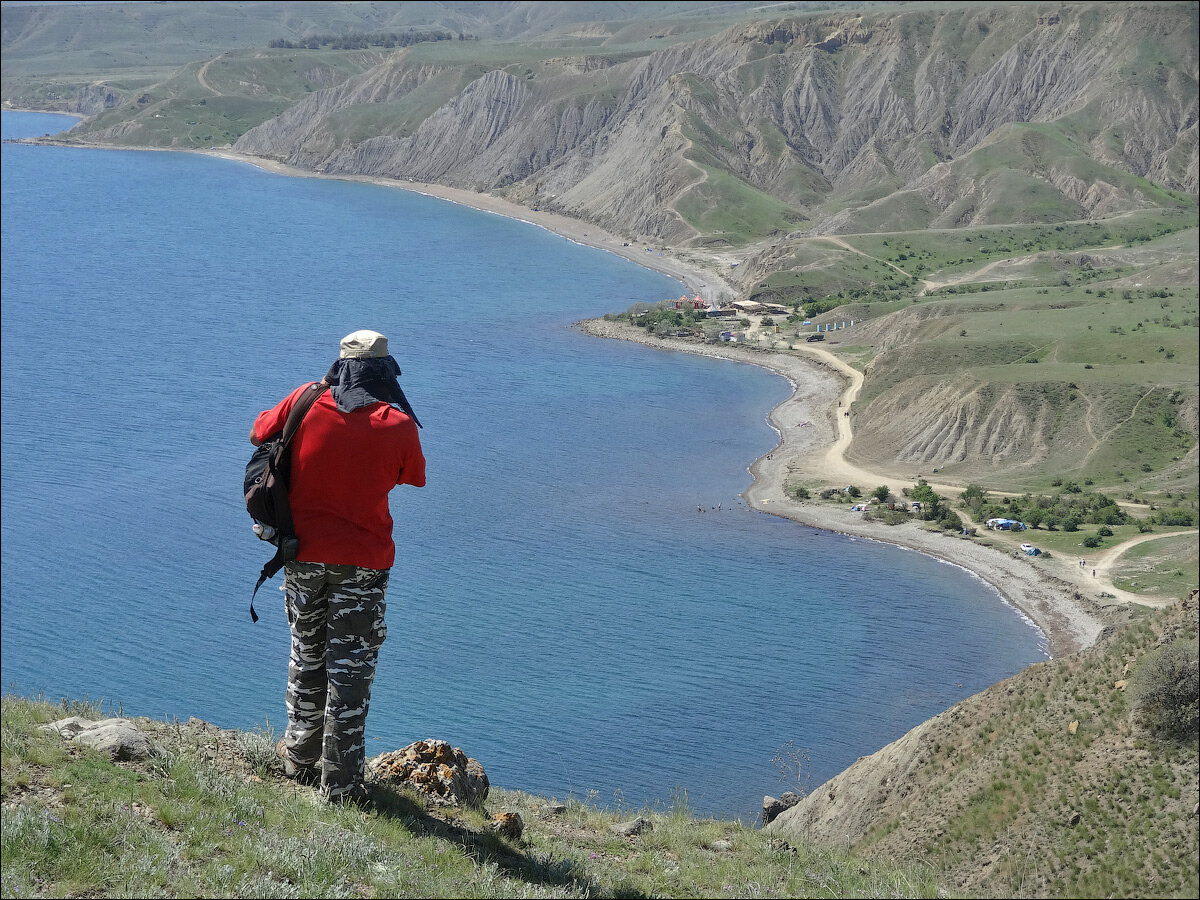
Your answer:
[196,58,222,96]
[1058,531,1185,608]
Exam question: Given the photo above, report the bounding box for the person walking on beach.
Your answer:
[251,330,426,804]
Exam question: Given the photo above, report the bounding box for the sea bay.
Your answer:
[1,110,1046,821]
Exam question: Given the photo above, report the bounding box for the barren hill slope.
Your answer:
[225,2,1197,243]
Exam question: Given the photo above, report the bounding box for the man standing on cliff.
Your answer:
[250,330,426,804]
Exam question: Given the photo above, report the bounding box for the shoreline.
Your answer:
[9,130,1126,656]
[200,150,741,304]
[574,319,1124,659]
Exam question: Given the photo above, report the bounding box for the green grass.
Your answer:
[847,602,1199,899]
[1,694,942,899]
[674,163,804,246]
[841,213,1198,279]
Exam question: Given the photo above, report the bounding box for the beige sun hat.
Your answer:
[339,329,389,359]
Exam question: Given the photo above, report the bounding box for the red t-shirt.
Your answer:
[253,382,426,570]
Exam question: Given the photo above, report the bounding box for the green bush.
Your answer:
[1082,535,1102,548]
[1155,508,1196,526]
[1129,640,1200,742]
[938,509,963,531]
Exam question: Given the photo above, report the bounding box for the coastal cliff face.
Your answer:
[232,3,1198,243]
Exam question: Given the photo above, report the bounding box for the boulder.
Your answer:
[762,791,802,825]
[488,811,524,840]
[39,716,95,739]
[368,739,489,807]
[610,815,653,837]
[43,717,159,761]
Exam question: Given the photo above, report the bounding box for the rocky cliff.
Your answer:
[234,2,1198,244]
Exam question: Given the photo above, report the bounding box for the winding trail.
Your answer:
[769,342,1184,611]
[196,58,222,96]
[816,235,914,279]
[1060,531,1185,608]
[786,342,966,498]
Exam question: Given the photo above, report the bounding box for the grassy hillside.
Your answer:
[736,217,1200,499]
[0,695,937,899]
[768,594,1200,899]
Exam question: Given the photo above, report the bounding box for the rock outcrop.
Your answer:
[367,739,489,807]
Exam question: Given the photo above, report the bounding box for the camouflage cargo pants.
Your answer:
[282,561,389,800]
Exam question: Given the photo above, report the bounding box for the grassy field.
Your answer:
[5,603,1196,899]
[835,211,1198,281]
[1110,533,1200,598]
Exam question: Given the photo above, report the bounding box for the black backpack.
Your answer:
[244,382,328,622]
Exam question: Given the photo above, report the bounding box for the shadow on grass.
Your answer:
[362,782,649,899]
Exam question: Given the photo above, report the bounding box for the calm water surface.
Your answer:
[1,111,1046,820]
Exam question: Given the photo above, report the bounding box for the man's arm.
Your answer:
[249,426,262,446]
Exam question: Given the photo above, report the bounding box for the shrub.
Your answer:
[1155,508,1196,526]
[787,484,811,500]
[1129,640,1200,742]
[1082,535,1102,548]
[938,509,963,531]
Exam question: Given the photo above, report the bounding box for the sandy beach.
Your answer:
[21,140,1132,657]
[198,150,740,304]
[573,320,1134,658]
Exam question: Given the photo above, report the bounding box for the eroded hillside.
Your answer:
[221,3,1197,243]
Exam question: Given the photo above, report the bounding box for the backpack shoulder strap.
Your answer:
[280,381,329,445]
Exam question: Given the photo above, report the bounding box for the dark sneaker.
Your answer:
[275,739,319,786]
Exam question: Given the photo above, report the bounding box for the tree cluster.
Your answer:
[959,484,1130,531]
[268,30,468,50]
[622,301,707,335]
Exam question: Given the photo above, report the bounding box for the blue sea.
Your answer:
[1,110,1046,821]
